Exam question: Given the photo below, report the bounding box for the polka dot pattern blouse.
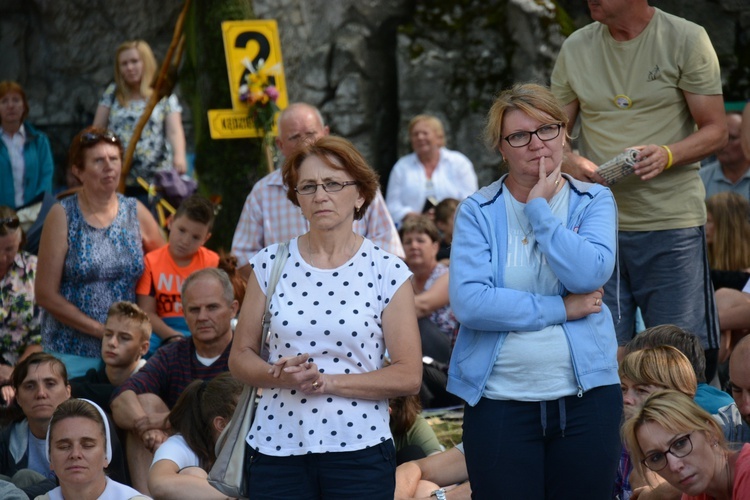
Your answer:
[247,237,412,456]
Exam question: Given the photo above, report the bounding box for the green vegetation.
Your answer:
[181,0,259,252]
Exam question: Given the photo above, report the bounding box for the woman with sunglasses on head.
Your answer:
[0,206,42,391]
[93,40,186,204]
[623,389,750,500]
[35,126,163,378]
[230,135,422,499]
[447,83,621,499]
[0,81,54,211]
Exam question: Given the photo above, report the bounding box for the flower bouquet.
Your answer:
[239,57,282,171]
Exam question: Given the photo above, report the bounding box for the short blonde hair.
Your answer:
[622,390,724,484]
[106,301,152,342]
[619,346,697,398]
[408,115,445,148]
[484,83,568,151]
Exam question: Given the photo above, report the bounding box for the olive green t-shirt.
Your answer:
[551,8,722,231]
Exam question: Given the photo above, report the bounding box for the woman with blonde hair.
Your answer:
[622,390,750,499]
[93,40,186,199]
[448,83,620,498]
[704,193,750,362]
[620,346,698,418]
[386,114,477,225]
[705,192,750,274]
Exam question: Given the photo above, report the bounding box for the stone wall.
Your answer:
[1,0,748,195]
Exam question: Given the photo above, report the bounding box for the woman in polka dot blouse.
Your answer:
[229,135,423,499]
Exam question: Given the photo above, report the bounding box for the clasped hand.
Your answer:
[268,353,324,394]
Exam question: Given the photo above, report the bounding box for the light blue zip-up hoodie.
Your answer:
[447,174,620,406]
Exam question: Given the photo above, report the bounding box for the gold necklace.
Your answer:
[508,194,532,245]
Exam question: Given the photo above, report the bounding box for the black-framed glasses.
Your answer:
[0,217,20,230]
[80,131,118,146]
[641,433,694,472]
[503,123,563,148]
[294,181,358,196]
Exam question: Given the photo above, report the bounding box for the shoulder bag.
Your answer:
[208,241,289,499]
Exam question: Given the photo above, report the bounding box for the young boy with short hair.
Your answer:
[136,195,219,356]
[70,301,151,412]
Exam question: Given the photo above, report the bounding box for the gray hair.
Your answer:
[278,102,326,135]
[181,268,235,305]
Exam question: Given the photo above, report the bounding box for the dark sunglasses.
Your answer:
[80,131,118,146]
[0,217,20,230]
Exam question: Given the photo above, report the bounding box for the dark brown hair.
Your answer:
[174,195,216,230]
[167,373,243,469]
[12,352,69,390]
[626,324,707,384]
[389,394,423,438]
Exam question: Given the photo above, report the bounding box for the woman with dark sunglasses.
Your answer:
[35,126,163,378]
[623,390,750,499]
[0,205,42,390]
[0,81,54,210]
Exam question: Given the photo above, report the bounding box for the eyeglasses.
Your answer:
[80,131,118,146]
[0,217,20,230]
[503,123,563,148]
[641,433,694,472]
[294,181,358,196]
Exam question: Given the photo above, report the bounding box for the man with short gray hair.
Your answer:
[110,268,238,494]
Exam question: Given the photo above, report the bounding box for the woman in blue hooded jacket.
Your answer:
[447,83,622,499]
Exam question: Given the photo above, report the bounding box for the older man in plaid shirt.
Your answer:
[232,102,403,280]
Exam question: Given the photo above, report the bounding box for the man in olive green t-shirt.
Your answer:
[551,0,727,377]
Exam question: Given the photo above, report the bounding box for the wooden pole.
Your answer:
[118,0,192,193]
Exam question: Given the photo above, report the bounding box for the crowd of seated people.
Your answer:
[5,6,750,496]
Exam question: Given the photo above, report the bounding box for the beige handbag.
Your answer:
[208,242,289,499]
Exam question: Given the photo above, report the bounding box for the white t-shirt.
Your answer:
[152,434,200,470]
[40,477,147,500]
[247,237,412,456]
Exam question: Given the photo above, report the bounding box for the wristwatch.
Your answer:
[431,488,447,500]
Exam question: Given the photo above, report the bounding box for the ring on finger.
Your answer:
[312,380,320,389]
[595,298,600,306]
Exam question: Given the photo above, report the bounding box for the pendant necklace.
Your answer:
[508,194,532,245]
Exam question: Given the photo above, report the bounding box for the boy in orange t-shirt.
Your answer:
[136,195,218,357]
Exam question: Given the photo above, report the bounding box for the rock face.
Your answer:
[1,0,748,197]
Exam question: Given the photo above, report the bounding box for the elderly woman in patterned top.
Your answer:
[35,127,163,378]
[0,206,42,388]
[230,135,422,500]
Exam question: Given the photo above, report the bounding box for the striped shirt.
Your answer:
[231,169,404,266]
[111,338,230,408]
